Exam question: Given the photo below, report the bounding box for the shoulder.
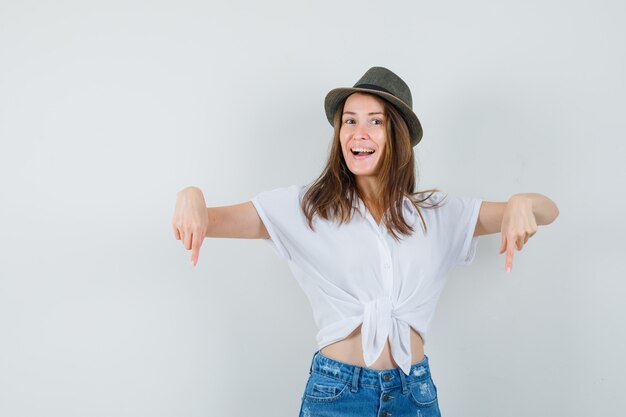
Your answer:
[412,190,448,207]
[252,184,308,212]
[411,190,480,220]
[414,190,476,205]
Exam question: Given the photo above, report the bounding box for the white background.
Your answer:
[1,0,624,416]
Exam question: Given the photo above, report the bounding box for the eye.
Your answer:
[371,118,383,125]
[343,118,355,125]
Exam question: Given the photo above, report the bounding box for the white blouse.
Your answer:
[251,184,483,375]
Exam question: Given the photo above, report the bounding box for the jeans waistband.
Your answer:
[308,350,432,393]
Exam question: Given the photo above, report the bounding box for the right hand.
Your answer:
[172,187,209,267]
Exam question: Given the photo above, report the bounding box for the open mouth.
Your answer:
[350,148,376,158]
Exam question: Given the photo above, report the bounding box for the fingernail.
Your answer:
[191,260,195,267]
[506,266,511,273]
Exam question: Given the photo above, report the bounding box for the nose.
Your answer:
[353,122,369,141]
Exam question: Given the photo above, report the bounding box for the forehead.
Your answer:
[343,93,385,112]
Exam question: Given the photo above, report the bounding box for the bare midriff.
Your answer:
[320,323,425,370]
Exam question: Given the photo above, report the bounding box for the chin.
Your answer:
[348,166,379,177]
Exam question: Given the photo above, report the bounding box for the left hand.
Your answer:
[498,195,538,272]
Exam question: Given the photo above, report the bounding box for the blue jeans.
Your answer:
[298,350,442,417]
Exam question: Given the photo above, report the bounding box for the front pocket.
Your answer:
[408,377,438,407]
[313,383,338,395]
[303,372,351,403]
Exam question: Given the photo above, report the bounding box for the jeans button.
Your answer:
[383,374,392,381]
[382,393,391,401]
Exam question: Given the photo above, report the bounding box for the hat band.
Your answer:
[354,83,392,95]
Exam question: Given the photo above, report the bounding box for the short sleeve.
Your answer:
[250,184,303,262]
[431,192,483,268]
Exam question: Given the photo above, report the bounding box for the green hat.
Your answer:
[324,66,423,147]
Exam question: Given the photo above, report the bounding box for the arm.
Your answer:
[474,193,559,237]
[173,187,271,267]
[206,201,270,239]
[473,193,559,272]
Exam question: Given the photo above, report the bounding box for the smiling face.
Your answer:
[339,93,387,181]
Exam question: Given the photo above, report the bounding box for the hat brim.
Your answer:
[324,87,423,147]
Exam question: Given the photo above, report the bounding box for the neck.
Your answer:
[355,175,380,202]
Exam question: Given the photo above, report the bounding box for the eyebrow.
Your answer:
[342,111,384,116]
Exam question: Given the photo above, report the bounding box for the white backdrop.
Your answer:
[1,0,624,416]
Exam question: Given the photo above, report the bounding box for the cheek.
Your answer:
[339,136,349,150]
[379,136,387,152]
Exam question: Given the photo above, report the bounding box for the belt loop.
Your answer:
[398,368,409,395]
[351,366,361,393]
[309,350,317,374]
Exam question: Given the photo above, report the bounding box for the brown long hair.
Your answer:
[301,93,444,241]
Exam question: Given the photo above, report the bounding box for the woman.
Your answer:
[171,67,559,416]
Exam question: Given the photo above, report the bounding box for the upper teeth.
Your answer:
[351,148,375,153]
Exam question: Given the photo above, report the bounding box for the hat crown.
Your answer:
[353,66,413,109]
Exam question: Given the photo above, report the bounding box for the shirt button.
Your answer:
[384,263,390,269]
